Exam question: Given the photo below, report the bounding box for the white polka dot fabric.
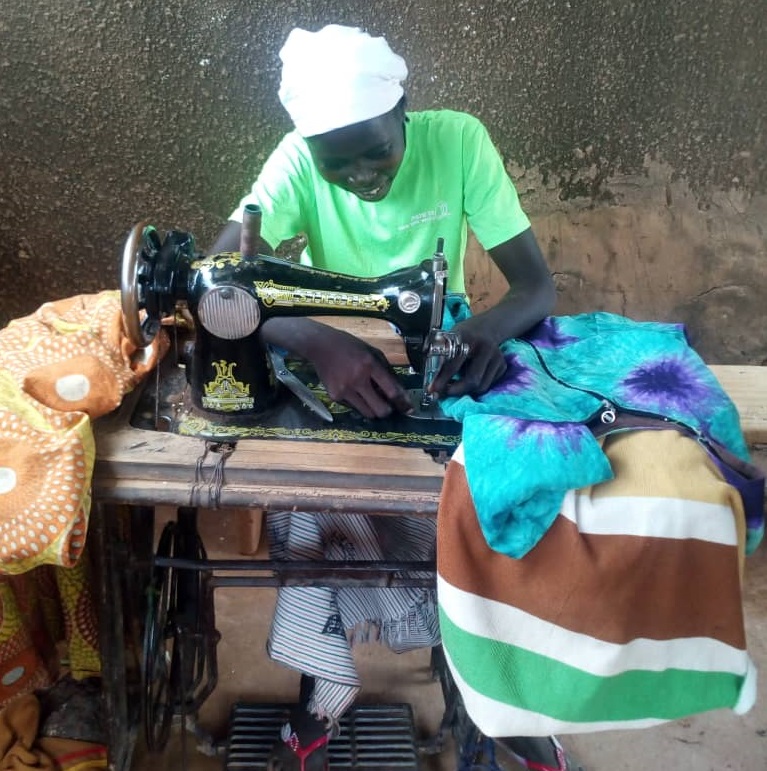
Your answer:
[0,291,166,572]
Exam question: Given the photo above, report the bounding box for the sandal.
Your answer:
[496,735,585,771]
[266,710,331,771]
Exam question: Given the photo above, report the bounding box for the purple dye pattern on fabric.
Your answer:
[523,317,580,348]
[619,356,713,413]
[492,352,536,395]
[708,451,766,532]
[493,415,590,453]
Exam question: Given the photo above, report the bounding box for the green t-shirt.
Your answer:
[230,110,530,293]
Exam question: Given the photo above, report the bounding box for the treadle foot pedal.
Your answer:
[224,702,421,770]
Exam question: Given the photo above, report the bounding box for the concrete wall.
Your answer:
[2,0,765,363]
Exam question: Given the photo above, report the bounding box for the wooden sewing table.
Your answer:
[90,319,453,771]
[89,312,767,771]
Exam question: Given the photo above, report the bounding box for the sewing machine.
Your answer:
[98,216,767,770]
[120,206,467,430]
[112,212,464,766]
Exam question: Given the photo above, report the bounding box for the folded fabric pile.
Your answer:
[438,429,758,736]
[0,290,165,571]
[441,312,763,558]
[437,311,764,736]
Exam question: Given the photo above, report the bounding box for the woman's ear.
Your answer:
[395,95,408,122]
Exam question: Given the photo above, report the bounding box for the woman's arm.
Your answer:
[428,227,556,398]
[258,316,413,418]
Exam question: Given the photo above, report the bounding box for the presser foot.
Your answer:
[405,389,449,420]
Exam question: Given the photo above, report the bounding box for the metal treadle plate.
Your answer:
[224,702,421,770]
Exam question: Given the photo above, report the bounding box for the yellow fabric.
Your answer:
[0,694,105,770]
[0,694,52,770]
[0,550,100,707]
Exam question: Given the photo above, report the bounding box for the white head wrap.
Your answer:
[278,25,408,137]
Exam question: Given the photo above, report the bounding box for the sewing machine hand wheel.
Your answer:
[121,222,164,348]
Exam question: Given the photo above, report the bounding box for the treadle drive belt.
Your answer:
[224,702,421,770]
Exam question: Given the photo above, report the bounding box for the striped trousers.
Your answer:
[266,511,440,719]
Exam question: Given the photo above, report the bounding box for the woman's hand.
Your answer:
[428,227,556,400]
[260,317,412,419]
[427,316,508,399]
[309,326,413,418]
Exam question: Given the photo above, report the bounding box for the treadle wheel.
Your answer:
[121,222,163,348]
[142,511,219,753]
[142,522,177,751]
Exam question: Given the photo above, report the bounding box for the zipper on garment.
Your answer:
[599,401,617,425]
[519,339,706,441]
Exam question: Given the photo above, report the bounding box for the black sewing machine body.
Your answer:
[185,247,436,415]
[121,222,463,445]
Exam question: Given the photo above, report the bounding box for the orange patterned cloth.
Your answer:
[0,291,165,572]
[0,552,101,706]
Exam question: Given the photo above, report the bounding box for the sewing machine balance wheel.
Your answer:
[121,221,164,349]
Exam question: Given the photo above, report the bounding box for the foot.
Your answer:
[266,709,330,771]
[496,735,585,771]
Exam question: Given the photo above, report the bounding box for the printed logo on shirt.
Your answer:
[322,613,345,637]
[398,201,450,231]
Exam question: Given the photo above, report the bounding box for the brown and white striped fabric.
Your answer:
[437,428,757,737]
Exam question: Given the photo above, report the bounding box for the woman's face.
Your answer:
[306,103,407,202]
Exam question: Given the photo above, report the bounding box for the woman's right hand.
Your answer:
[260,317,412,419]
[308,326,413,419]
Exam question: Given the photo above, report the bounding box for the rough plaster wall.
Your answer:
[466,160,767,363]
[1,0,765,362]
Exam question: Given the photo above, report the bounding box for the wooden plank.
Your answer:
[94,419,447,481]
[95,378,446,479]
[92,382,449,509]
[709,365,767,444]
[90,478,442,516]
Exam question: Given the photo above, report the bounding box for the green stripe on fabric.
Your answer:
[439,608,743,722]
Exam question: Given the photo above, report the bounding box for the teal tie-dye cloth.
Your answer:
[440,310,760,559]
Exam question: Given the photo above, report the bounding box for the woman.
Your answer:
[211,23,569,771]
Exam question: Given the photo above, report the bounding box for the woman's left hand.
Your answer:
[426,317,508,398]
[426,227,557,400]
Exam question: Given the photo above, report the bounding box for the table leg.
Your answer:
[93,501,132,771]
[235,507,264,555]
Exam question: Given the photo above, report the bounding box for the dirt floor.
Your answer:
[133,480,767,771]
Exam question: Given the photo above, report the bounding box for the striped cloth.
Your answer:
[266,511,439,719]
[437,429,757,737]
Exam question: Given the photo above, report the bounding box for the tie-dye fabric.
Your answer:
[440,312,762,559]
